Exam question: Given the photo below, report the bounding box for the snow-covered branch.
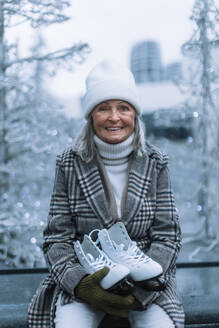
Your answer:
[5,43,90,68]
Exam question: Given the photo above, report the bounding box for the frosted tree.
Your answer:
[181,0,219,259]
[0,0,89,267]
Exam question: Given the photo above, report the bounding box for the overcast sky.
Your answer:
[41,1,194,94]
[25,1,195,116]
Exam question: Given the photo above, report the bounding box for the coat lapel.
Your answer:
[122,152,156,225]
[73,154,114,228]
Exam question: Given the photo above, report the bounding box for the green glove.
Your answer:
[75,267,140,317]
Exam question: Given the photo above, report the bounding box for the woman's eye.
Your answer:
[120,106,129,111]
[98,107,107,112]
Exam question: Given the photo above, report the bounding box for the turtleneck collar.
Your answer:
[94,133,134,166]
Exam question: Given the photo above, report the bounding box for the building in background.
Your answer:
[130,41,163,83]
[164,62,182,81]
[130,40,182,84]
[130,40,190,140]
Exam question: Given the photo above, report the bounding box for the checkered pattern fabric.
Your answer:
[28,142,184,328]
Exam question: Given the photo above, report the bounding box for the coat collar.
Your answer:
[73,150,155,227]
[73,154,114,228]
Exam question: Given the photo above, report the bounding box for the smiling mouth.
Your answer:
[105,127,123,131]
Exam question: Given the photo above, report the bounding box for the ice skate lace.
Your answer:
[88,229,116,269]
[86,252,116,270]
[114,241,150,264]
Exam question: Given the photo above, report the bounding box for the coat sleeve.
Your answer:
[43,153,87,296]
[132,153,182,307]
[146,153,182,275]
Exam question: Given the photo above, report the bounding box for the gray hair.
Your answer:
[74,114,146,162]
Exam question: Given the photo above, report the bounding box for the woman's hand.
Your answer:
[75,267,141,317]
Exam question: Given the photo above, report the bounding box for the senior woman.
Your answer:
[28,59,184,328]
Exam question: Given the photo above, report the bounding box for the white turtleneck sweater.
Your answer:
[94,134,134,218]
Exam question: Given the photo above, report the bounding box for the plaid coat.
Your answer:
[28,142,184,328]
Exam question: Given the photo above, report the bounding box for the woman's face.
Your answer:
[92,99,136,144]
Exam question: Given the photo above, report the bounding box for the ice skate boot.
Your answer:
[98,222,163,283]
[74,232,130,291]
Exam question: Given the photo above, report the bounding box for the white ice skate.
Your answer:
[74,232,130,290]
[98,222,163,282]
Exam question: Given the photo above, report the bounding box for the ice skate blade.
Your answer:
[107,277,134,295]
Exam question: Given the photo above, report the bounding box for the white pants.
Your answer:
[54,295,174,328]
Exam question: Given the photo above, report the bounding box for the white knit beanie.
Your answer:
[82,59,141,119]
